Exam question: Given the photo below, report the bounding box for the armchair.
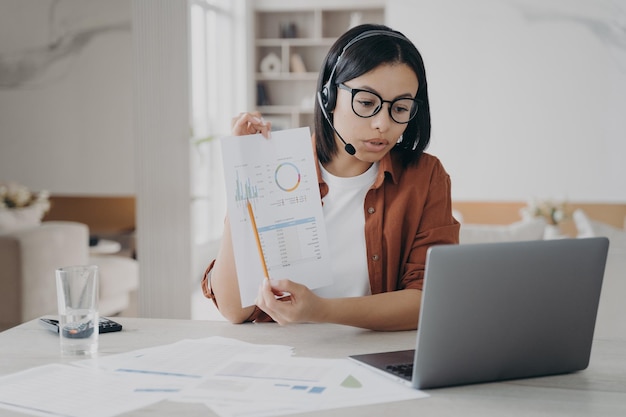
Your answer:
[0,221,138,330]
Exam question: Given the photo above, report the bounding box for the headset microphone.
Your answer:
[344,141,357,156]
[316,91,356,156]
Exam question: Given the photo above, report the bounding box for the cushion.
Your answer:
[89,254,139,316]
[459,217,547,244]
[573,209,626,339]
[573,209,626,252]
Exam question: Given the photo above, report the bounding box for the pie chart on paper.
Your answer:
[274,162,301,192]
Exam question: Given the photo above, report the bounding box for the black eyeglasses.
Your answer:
[338,83,420,124]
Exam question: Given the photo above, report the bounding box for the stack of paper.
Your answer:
[0,336,427,417]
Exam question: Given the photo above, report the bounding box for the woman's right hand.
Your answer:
[231,111,271,138]
[255,279,325,326]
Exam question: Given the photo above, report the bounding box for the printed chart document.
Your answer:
[177,355,428,417]
[0,364,174,417]
[221,127,332,306]
[76,336,294,377]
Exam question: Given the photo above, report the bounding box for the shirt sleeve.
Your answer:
[201,259,274,323]
[399,162,460,291]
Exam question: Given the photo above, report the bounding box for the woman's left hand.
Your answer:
[231,112,271,138]
[256,279,324,325]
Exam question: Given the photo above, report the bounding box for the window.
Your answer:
[190,0,247,248]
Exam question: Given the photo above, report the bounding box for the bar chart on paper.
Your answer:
[233,162,304,206]
[221,127,332,306]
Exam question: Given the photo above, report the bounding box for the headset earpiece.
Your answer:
[319,83,329,107]
[321,81,336,112]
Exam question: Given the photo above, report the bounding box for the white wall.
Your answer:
[4,0,624,204]
[0,0,133,195]
[388,0,626,202]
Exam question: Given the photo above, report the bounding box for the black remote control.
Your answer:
[40,317,123,336]
[62,320,95,339]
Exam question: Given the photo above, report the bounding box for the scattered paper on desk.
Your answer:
[0,336,428,417]
[0,337,294,417]
[175,355,428,417]
[0,363,174,417]
[76,336,294,377]
[220,127,333,306]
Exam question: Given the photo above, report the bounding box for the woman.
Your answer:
[202,24,459,331]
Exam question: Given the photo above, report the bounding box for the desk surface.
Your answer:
[1,318,625,417]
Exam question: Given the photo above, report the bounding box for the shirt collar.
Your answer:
[374,151,398,188]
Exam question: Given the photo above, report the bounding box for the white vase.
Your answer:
[543,224,565,240]
[0,203,46,232]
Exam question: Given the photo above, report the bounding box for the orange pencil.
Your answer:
[247,200,269,280]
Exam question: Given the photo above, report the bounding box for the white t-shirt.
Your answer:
[315,162,379,298]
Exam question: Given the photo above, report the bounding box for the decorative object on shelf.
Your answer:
[300,95,315,109]
[259,52,281,74]
[256,82,270,105]
[0,181,50,232]
[290,53,307,73]
[349,12,363,29]
[252,5,385,130]
[280,22,298,38]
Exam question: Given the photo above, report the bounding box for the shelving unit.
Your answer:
[251,0,385,130]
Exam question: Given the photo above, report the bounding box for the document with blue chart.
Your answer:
[220,127,332,306]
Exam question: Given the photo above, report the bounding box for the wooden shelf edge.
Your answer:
[256,73,318,81]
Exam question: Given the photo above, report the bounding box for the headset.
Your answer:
[318,29,412,113]
[316,29,412,155]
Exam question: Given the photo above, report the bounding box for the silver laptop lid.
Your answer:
[413,237,608,389]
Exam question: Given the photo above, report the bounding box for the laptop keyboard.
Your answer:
[386,363,413,381]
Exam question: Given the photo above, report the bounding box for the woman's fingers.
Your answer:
[231,112,271,138]
[257,279,317,326]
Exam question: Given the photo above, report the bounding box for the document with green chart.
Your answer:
[220,127,332,306]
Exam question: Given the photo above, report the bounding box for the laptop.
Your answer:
[350,237,609,389]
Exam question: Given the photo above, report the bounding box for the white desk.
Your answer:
[1,318,625,416]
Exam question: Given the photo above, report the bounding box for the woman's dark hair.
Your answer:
[314,24,431,166]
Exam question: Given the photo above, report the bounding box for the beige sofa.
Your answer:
[0,221,138,330]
